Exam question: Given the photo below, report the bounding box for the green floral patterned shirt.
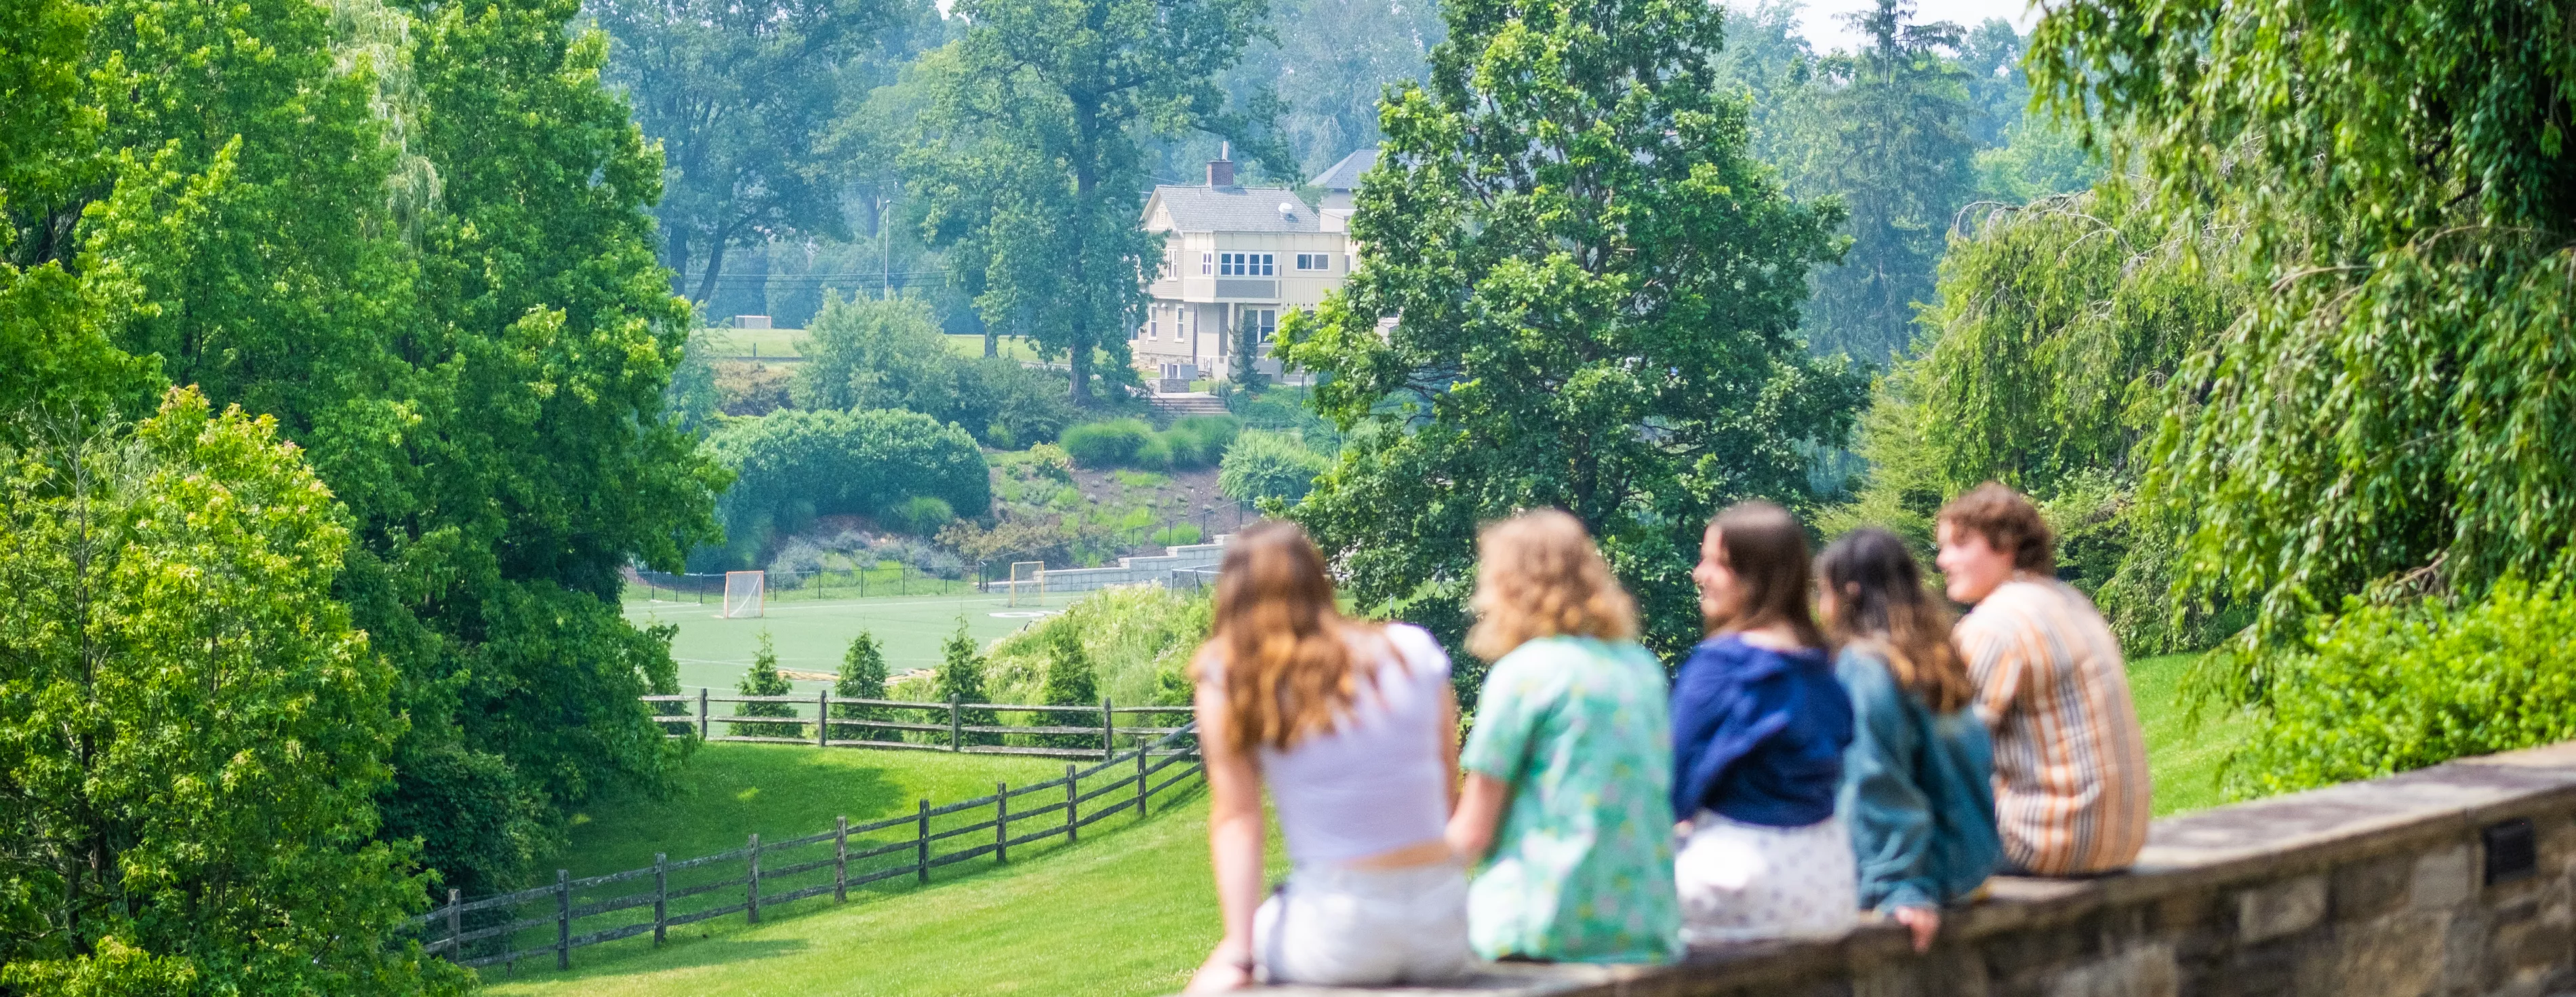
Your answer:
[1461,636,1683,964]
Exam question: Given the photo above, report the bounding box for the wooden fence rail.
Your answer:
[644,691,1197,760]
[404,722,1200,972]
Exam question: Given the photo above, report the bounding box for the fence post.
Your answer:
[746,833,761,924]
[816,688,829,747]
[1136,737,1149,817]
[555,868,569,971]
[834,816,849,903]
[653,853,668,945]
[1066,762,1079,844]
[1101,696,1114,761]
[915,798,930,884]
[995,782,1009,863]
[445,888,460,960]
[948,694,962,751]
[698,687,710,741]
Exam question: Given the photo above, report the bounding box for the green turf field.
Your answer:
[2129,652,2253,816]
[624,589,1089,694]
[483,743,1246,997]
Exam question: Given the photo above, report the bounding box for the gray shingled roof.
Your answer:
[1307,148,1378,191]
[1150,185,1321,233]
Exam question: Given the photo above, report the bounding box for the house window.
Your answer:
[1295,253,1332,271]
[1252,309,1279,342]
[1218,252,1275,276]
[1201,252,1212,275]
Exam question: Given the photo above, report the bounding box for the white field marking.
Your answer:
[988,610,1057,619]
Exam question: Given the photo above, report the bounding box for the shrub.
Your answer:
[731,633,798,737]
[1152,524,1203,546]
[2226,581,2576,801]
[984,586,1213,707]
[886,495,956,535]
[1131,434,1175,470]
[794,294,1073,445]
[1061,419,1154,467]
[1036,629,1102,749]
[1220,430,1329,503]
[831,633,895,742]
[934,621,1001,745]
[699,408,990,568]
[1164,415,1243,468]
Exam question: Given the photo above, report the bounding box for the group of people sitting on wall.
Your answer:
[1182,484,2153,990]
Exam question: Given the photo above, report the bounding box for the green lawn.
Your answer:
[484,743,1240,997]
[2128,652,2253,816]
[624,590,1087,694]
[942,334,1045,362]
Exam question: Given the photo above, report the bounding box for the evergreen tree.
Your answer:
[1281,0,1860,674]
[934,619,1001,745]
[731,632,799,737]
[833,631,895,741]
[1037,629,1100,749]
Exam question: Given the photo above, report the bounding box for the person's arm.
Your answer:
[1441,683,1462,813]
[1668,644,1724,829]
[1447,772,1510,863]
[1955,613,2026,732]
[1837,657,1940,948]
[1188,650,1263,993]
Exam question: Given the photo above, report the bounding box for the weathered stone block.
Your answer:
[2045,943,2177,997]
[2337,853,2416,921]
[2241,875,2329,943]
[2414,845,2476,911]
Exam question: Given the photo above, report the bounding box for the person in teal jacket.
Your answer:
[1447,511,1683,964]
[1816,528,2001,952]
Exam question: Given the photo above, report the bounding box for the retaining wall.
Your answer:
[998,539,1228,595]
[1249,741,2576,996]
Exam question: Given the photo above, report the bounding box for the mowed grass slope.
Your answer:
[2128,651,2254,816]
[486,743,1245,997]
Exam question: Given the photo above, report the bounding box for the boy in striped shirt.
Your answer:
[1935,484,2152,876]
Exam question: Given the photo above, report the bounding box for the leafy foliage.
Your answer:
[731,633,799,738]
[1279,0,1861,673]
[0,391,462,996]
[2227,582,2576,800]
[935,621,1001,745]
[984,586,1213,707]
[703,407,990,568]
[1217,429,1327,503]
[792,294,1074,445]
[832,632,896,741]
[1035,630,1101,748]
[901,0,1278,404]
[1216,0,1443,175]
[1060,416,1238,470]
[2032,0,2576,693]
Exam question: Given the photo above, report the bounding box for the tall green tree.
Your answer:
[1787,0,1981,363]
[832,631,895,741]
[902,0,1279,404]
[2032,0,2576,692]
[934,619,1000,745]
[1281,0,1860,673]
[0,390,462,996]
[587,0,897,303]
[1036,629,1100,749]
[731,633,799,737]
[1220,0,1443,174]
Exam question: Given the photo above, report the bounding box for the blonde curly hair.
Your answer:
[1466,510,1639,661]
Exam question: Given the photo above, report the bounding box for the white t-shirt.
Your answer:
[1217,623,1453,866]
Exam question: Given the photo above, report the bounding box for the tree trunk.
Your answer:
[666,225,692,302]
[692,235,731,309]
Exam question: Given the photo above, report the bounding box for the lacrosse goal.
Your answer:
[721,571,765,619]
[1008,561,1045,608]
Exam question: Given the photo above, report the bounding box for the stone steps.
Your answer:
[1149,393,1230,416]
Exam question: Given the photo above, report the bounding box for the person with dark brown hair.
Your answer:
[1935,483,2150,877]
[1817,528,2000,952]
[1184,522,1469,992]
[1668,502,1857,943]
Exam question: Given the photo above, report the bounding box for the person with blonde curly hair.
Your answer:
[1446,510,1682,964]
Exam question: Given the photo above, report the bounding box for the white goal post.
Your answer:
[721,571,765,619]
[1008,561,1045,608]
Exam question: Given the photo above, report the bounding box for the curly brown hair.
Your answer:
[1817,528,1972,713]
[1935,482,2055,574]
[1466,510,1638,662]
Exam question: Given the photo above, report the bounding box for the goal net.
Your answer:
[1009,561,1045,608]
[721,571,765,619]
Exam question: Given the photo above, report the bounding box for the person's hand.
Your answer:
[1184,945,1254,992]
[1891,905,1940,953]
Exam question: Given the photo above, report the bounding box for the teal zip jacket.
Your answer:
[1833,646,2003,912]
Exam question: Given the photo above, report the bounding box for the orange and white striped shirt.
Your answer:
[1955,577,2152,876]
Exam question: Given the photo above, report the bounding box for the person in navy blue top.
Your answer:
[1668,501,1857,944]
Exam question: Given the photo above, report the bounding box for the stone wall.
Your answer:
[994,538,1227,596]
[1251,741,2576,997]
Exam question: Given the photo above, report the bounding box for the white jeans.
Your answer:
[1674,810,1859,945]
[1255,862,1472,986]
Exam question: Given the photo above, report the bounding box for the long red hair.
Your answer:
[1192,521,1380,754]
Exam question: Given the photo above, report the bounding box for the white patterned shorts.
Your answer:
[1674,810,1859,945]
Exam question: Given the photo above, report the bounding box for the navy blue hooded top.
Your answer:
[1669,633,1855,827]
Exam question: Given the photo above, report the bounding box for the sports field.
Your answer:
[624,589,1087,694]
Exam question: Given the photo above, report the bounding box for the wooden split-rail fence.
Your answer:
[645,690,1194,760]
[405,722,1203,972]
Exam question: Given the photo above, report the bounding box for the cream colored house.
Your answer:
[1132,149,1374,383]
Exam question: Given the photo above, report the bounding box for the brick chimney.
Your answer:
[1207,141,1234,187]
